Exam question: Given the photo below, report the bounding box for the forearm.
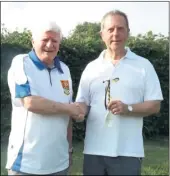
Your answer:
[22,95,70,115]
[127,101,161,117]
[67,119,72,149]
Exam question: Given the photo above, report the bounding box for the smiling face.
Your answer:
[100,14,129,52]
[32,31,60,65]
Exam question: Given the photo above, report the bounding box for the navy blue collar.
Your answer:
[28,50,64,74]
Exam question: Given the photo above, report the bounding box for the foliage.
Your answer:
[1,24,169,140]
[1,24,32,48]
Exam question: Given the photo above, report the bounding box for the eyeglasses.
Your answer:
[103,78,119,110]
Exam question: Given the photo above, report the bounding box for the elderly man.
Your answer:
[76,10,163,175]
[6,21,85,175]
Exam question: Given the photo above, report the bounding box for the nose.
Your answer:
[46,40,53,48]
[113,28,119,36]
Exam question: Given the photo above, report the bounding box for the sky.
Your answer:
[1,1,169,37]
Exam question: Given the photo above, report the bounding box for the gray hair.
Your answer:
[31,20,63,41]
[100,10,129,32]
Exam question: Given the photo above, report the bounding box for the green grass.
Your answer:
[1,138,169,175]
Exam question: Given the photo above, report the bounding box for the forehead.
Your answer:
[41,31,60,39]
[103,15,127,29]
[34,31,60,40]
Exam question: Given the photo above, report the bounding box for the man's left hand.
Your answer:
[107,100,129,115]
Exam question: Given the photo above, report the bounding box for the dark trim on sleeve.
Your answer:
[15,81,31,98]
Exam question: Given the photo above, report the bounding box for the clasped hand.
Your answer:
[69,103,85,121]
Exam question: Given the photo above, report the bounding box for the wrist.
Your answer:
[127,105,133,114]
[65,103,71,115]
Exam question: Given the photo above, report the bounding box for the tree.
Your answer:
[1,24,32,48]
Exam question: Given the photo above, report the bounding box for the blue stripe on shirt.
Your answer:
[11,143,24,172]
[15,81,31,98]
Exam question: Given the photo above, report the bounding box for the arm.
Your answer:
[8,56,84,118]
[67,118,73,168]
[127,100,161,116]
[67,118,72,150]
[128,61,163,117]
[21,95,86,118]
[108,100,161,117]
[21,95,72,115]
[108,61,163,117]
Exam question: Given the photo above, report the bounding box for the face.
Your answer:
[100,15,129,52]
[32,31,60,64]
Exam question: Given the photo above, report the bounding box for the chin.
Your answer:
[44,53,56,59]
[110,46,119,51]
[110,44,123,51]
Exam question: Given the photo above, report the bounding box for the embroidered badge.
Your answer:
[60,80,70,95]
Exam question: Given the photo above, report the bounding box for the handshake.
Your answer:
[67,102,86,121]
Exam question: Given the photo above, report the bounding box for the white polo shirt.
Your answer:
[76,47,163,158]
[6,51,73,174]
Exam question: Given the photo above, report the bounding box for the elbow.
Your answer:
[152,103,161,114]
[22,97,34,111]
[155,106,161,114]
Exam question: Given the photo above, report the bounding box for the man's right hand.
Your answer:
[67,103,85,121]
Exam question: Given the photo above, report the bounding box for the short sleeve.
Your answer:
[7,55,31,107]
[75,66,91,106]
[144,60,163,101]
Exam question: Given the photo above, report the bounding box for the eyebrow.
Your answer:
[107,25,125,30]
[42,38,58,41]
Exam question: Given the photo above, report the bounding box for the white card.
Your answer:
[105,111,113,127]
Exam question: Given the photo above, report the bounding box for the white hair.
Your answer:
[100,10,129,32]
[31,20,63,41]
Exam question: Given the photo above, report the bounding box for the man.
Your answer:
[76,10,163,175]
[6,21,85,175]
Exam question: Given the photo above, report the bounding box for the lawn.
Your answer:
[1,137,169,175]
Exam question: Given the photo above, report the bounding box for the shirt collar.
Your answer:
[98,47,134,61]
[28,49,64,74]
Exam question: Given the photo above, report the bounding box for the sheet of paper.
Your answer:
[105,111,113,127]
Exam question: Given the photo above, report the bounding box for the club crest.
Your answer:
[60,80,70,95]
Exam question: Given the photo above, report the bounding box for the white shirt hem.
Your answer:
[83,151,145,158]
[6,164,69,175]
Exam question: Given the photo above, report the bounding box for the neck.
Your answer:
[105,48,126,61]
[43,60,54,68]
[33,50,55,67]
